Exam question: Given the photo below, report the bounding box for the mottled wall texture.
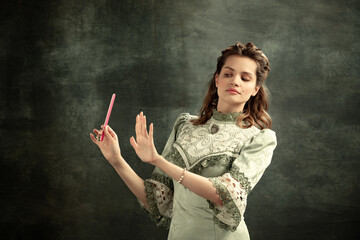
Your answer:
[1,0,359,239]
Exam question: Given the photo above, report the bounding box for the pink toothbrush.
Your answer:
[101,93,116,141]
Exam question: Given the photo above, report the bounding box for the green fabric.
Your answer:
[140,111,277,240]
[212,109,242,122]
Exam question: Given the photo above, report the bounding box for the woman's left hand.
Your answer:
[130,112,160,165]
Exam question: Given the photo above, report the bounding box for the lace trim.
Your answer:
[151,172,174,190]
[207,178,241,232]
[212,109,242,122]
[142,181,171,229]
[168,148,186,168]
[191,154,234,175]
[229,165,252,194]
[168,147,236,175]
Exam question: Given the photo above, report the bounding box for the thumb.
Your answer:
[130,136,138,152]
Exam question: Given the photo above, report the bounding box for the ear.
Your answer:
[215,74,219,87]
[251,85,260,96]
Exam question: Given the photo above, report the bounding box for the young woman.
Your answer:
[90,42,277,240]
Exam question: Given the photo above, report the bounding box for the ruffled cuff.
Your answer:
[138,178,174,229]
[207,173,248,232]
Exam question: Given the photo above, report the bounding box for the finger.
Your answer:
[149,123,154,140]
[130,136,138,151]
[95,129,103,139]
[143,115,148,137]
[135,114,141,139]
[93,129,101,135]
[91,132,102,143]
[140,112,148,137]
[90,133,99,145]
[107,125,117,140]
[139,112,145,136]
[102,126,112,141]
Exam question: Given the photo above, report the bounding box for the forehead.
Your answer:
[222,55,257,75]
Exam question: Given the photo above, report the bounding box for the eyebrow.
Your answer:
[224,66,254,77]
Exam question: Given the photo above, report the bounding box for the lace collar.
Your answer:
[212,109,242,122]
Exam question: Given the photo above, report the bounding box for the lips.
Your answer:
[226,88,240,94]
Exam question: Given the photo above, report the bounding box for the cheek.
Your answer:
[217,79,227,88]
[242,83,257,94]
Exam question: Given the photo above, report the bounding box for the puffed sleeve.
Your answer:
[207,129,277,231]
[138,113,189,229]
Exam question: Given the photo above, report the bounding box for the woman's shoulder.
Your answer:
[246,127,277,149]
[174,113,198,124]
[170,113,197,131]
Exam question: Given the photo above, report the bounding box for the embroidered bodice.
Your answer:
[173,110,260,170]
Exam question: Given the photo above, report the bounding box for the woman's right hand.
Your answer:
[90,125,122,167]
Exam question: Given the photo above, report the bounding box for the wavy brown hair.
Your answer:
[191,42,272,129]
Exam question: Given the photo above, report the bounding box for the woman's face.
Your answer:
[215,55,260,113]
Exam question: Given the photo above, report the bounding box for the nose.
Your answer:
[230,74,241,86]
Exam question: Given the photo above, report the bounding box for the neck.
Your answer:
[216,102,244,114]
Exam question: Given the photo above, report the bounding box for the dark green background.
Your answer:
[1,0,359,239]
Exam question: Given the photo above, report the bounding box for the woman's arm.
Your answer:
[90,125,149,208]
[130,112,223,206]
[154,155,223,206]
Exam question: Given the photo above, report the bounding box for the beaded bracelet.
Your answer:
[177,168,186,184]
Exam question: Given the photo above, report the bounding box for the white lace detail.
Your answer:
[173,118,260,169]
[212,173,247,226]
[148,179,173,218]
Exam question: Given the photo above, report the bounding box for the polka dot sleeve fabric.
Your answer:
[208,129,277,232]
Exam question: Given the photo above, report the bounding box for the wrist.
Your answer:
[153,154,165,167]
[111,155,124,169]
